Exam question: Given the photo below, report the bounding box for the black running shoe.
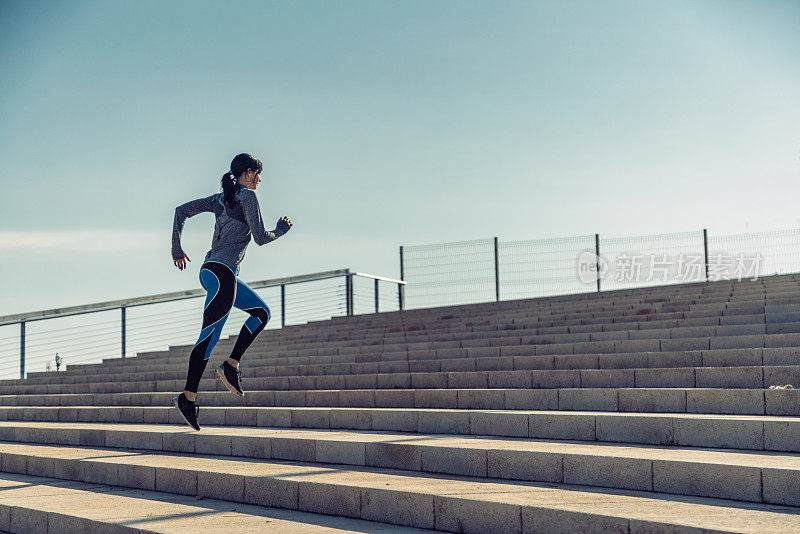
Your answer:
[173,393,200,431]
[216,361,244,397]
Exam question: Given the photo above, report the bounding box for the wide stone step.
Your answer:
[77,324,800,376]
[318,288,800,324]
[112,311,788,364]
[330,285,800,322]
[54,344,800,388]
[0,471,431,533]
[1,442,799,533]
[82,298,798,363]
[26,349,739,385]
[49,331,800,388]
[2,421,800,504]
[1,386,797,417]
[8,362,800,397]
[4,407,800,451]
[57,298,798,368]
[56,319,800,380]
[243,294,800,336]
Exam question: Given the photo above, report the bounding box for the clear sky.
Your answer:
[1,0,799,316]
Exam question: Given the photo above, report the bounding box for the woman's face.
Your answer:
[240,168,262,190]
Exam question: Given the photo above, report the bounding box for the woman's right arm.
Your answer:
[171,194,216,260]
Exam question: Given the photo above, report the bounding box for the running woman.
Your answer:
[171,153,292,430]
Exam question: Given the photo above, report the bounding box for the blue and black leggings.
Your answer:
[184,261,271,393]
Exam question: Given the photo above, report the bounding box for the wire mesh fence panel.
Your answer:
[499,235,596,301]
[403,239,496,309]
[599,231,706,291]
[708,229,800,281]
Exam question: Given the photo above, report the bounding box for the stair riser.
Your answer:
[67,324,800,375]
[9,363,800,396]
[0,387,796,417]
[51,322,800,380]
[19,358,800,391]
[4,408,797,451]
[0,449,796,532]
[0,426,795,504]
[88,312,782,367]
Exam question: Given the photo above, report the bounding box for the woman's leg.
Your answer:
[228,278,271,363]
[183,262,237,398]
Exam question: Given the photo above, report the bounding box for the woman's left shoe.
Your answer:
[216,361,245,397]
[173,393,200,431]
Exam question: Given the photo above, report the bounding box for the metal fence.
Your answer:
[400,228,800,310]
[0,269,404,380]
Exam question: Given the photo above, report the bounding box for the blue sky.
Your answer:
[1,0,799,316]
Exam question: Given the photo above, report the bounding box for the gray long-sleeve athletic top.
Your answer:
[172,184,284,274]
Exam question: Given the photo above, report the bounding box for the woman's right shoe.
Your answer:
[216,361,245,397]
[172,393,200,431]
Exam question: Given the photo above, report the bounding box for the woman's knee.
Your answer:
[254,305,271,326]
[243,306,270,332]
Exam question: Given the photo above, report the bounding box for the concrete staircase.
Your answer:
[2,274,800,532]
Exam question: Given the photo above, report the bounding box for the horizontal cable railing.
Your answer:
[0,269,405,380]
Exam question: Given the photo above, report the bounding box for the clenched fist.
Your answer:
[276,216,293,235]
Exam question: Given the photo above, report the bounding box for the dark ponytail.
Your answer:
[220,153,263,207]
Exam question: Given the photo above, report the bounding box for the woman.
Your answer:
[170,153,292,430]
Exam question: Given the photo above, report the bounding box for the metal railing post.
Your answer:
[20,322,25,380]
[280,284,286,327]
[494,237,500,302]
[595,233,601,292]
[121,307,126,358]
[703,228,709,282]
[345,274,354,316]
[399,246,405,311]
[374,278,379,313]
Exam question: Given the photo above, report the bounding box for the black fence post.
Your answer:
[121,307,126,358]
[595,233,601,292]
[703,228,709,282]
[494,237,500,302]
[345,274,354,316]
[280,284,286,327]
[374,279,379,313]
[20,321,25,380]
[399,246,405,311]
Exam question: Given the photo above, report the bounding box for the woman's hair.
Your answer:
[220,153,263,207]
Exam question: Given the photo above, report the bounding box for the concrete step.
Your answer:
[10,365,800,399]
[2,442,799,532]
[58,320,800,380]
[8,362,800,396]
[49,331,800,388]
[1,386,797,420]
[112,310,789,363]
[51,345,800,389]
[79,296,800,363]
[0,471,432,533]
[3,405,800,451]
[80,323,800,376]
[251,292,800,332]
[2,421,800,504]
